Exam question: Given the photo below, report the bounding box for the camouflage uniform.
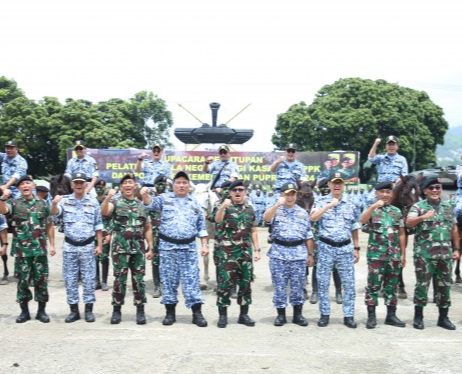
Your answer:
[408,199,455,308]
[7,197,51,303]
[139,159,171,186]
[274,160,307,190]
[208,160,239,188]
[110,196,151,306]
[253,193,266,225]
[368,153,408,182]
[0,152,28,198]
[64,154,99,196]
[364,204,404,307]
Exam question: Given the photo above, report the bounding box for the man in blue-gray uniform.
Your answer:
[140,171,209,327]
[64,140,99,195]
[264,182,314,327]
[135,144,172,187]
[368,136,408,183]
[204,145,239,191]
[52,172,103,323]
[0,140,28,199]
[270,143,307,193]
[253,189,266,226]
[310,172,360,328]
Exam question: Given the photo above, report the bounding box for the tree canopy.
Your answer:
[272,78,449,178]
[0,77,173,177]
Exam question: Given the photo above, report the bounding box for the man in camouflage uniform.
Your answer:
[213,180,261,328]
[0,175,55,323]
[52,172,103,323]
[406,177,460,330]
[361,182,406,329]
[64,140,99,195]
[135,144,172,187]
[101,174,154,325]
[94,179,111,291]
[270,143,307,194]
[264,182,314,327]
[141,171,209,327]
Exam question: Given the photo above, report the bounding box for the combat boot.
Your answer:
[191,303,207,327]
[385,306,405,327]
[238,305,255,326]
[36,301,50,323]
[413,306,424,330]
[292,305,308,326]
[217,306,227,328]
[152,264,162,298]
[335,289,343,304]
[136,304,147,325]
[162,304,176,325]
[343,317,357,328]
[366,306,376,329]
[85,303,95,323]
[65,304,80,323]
[274,308,287,326]
[317,314,329,327]
[110,305,122,324]
[437,307,456,330]
[16,302,31,323]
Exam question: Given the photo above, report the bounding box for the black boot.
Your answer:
[36,301,50,323]
[152,264,162,298]
[274,308,287,326]
[317,314,329,327]
[110,305,122,324]
[343,316,357,328]
[101,260,109,291]
[136,304,147,325]
[413,306,424,330]
[385,305,405,327]
[16,302,31,323]
[85,303,95,323]
[292,305,308,326]
[191,303,207,327]
[162,304,176,326]
[437,307,456,330]
[238,305,255,326]
[65,304,80,323]
[366,306,376,329]
[217,306,227,328]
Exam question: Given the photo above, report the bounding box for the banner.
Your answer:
[67,149,360,186]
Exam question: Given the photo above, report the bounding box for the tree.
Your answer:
[0,76,25,108]
[272,78,449,177]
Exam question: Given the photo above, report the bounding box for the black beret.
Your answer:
[220,180,232,189]
[16,175,33,186]
[318,178,329,189]
[95,179,106,186]
[375,182,393,190]
[120,173,136,184]
[154,176,168,185]
[421,177,441,190]
[36,185,50,193]
[228,179,245,190]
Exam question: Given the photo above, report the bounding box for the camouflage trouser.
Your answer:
[216,249,253,307]
[365,259,401,307]
[255,209,264,224]
[112,252,147,306]
[414,256,452,308]
[269,257,306,308]
[15,255,49,303]
[317,242,356,317]
[160,249,204,308]
[97,242,111,263]
[151,239,160,267]
[63,245,96,304]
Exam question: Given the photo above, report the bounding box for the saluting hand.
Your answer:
[276,196,285,206]
[0,188,11,199]
[374,200,385,209]
[140,187,150,197]
[139,152,148,159]
[107,188,117,198]
[221,199,232,208]
[278,156,286,163]
[52,195,62,204]
[374,138,381,145]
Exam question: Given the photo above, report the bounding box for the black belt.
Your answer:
[65,236,95,247]
[159,233,196,245]
[319,237,351,247]
[272,238,305,247]
[143,183,154,187]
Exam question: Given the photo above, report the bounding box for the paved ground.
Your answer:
[1,229,462,374]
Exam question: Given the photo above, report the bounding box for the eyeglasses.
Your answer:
[152,150,161,154]
[219,151,228,155]
[231,188,245,193]
[286,149,296,153]
[427,185,442,191]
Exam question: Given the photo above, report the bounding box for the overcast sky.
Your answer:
[2,0,461,151]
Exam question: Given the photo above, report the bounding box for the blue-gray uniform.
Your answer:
[208,160,239,188]
[139,159,171,186]
[311,195,360,317]
[144,192,208,308]
[265,194,277,211]
[268,205,313,308]
[55,194,103,305]
[64,154,99,182]
[274,160,307,190]
[455,164,462,203]
[368,153,408,183]
[0,214,7,231]
[253,193,266,224]
[0,152,28,198]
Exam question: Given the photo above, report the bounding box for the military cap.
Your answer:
[386,135,399,144]
[421,177,441,190]
[154,175,168,185]
[220,180,233,189]
[72,172,87,182]
[16,175,33,186]
[218,145,230,152]
[325,156,333,161]
[36,185,50,193]
[329,171,344,183]
[74,140,86,149]
[152,144,163,151]
[281,182,298,194]
[375,181,393,190]
[229,179,245,190]
[120,173,136,184]
[285,143,297,150]
[318,178,329,189]
[4,140,18,147]
[173,171,190,181]
[95,179,106,186]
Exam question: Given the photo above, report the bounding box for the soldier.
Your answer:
[361,182,406,329]
[141,171,209,327]
[0,175,55,323]
[270,143,307,194]
[310,172,360,328]
[253,189,266,226]
[317,156,335,182]
[0,140,28,199]
[35,185,52,208]
[51,172,103,323]
[204,145,239,191]
[264,182,314,327]
[337,157,357,181]
[135,144,172,187]
[101,174,154,325]
[368,136,408,183]
[406,177,460,330]
[94,179,111,291]
[64,140,99,195]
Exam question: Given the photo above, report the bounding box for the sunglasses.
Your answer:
[286,149,296,153]
[231,188,245,193]
[427,185,442,191]
[219,150,228,155]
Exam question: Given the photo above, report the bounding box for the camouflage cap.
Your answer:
[5,140,18,147]
[218,145,230,152]
[152,144,163,151]
[285,143,297,150]
[386,135,398,144]
[74,140,86,149]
